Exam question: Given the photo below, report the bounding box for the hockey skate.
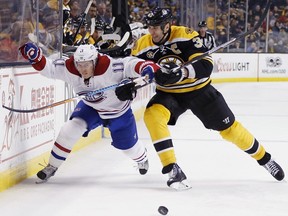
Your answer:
[138,159,149,175]
[36,164,58,183]
[164,163,191,190]
[263,159,285,181]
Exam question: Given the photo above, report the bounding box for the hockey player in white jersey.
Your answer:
[19,43,160,182]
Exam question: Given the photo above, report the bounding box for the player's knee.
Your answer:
[220,121,240,141]
[57,118,87,145]
[144,104,170,128]
[220,120,254,149]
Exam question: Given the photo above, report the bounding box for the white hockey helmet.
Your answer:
[74,44,98,66]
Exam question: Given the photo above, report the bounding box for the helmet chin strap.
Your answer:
[158,32,169,44]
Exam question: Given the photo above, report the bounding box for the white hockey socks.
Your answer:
[49,118,87,168]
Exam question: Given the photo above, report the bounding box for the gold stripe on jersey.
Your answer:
[156,77,211,93]
[202,56,214,64]
[188,53,214,65]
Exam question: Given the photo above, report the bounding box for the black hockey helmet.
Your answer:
[73,17,87,28]
[198,21,207,27]
[144,7,173,26]
[104,24,114,34]
[95,19,106,31]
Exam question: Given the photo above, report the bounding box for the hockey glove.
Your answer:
[137,61,160,83]
[19,43,43,64]
[115,79,137,101]
[155,62,187,85]
[141,65,155,83]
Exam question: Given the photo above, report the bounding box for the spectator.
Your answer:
[246,42,258,53]
[229,40,245,53]
[97,2,112,24]
[63,0,71,26]
[267,38,276,53]
[217,28,228,45]
[86,2,98,35]
[271,20,281,34]
[252,4,262,17]
[274,39,288,52]
[90,19,105,44]
[69,0,81,23]
[73,20,95,46]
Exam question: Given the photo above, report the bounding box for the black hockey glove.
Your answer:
[154,62,187,85]
[115,81,137,101]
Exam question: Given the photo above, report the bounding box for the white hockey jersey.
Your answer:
[33,53,158,119]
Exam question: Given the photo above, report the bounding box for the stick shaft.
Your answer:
[2,77,147,113]
[72,0,93,43]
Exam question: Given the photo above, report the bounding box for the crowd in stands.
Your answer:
[1,0,288,64]
[128,0,288,53]
[0,0,61,62]
[211,0,288,52]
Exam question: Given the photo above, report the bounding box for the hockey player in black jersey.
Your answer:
[116,7,285,190]
[198,20,217,51]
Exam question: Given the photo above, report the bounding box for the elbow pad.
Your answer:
[185,60,213,79]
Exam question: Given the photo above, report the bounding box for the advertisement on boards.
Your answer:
[212,53,258,80]
[258,54,288,79]
[0,67,65,172]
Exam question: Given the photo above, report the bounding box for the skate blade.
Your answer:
[35,179,48,184]
[169,180,192,191]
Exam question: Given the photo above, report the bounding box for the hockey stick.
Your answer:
[72,0,93,43]
[99,31,132,57]
[2,76,149,113]
[62,31,130,55]
[92,32,122,46]
[101,33,121,41]
[178,0,272,70]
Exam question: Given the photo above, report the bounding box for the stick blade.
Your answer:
[2,105,41,113]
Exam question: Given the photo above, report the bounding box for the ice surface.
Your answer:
[0,82,287,216]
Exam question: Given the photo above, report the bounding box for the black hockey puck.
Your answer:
[158,206,168,215]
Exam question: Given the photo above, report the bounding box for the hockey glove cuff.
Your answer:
[184,64,196,78]
[137,61,160,83]
[141,65,155,83]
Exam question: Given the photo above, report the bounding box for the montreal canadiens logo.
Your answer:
[27,48,37,59]
[84,91,106,103]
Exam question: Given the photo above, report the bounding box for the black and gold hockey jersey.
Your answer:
[132,25,213,93]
